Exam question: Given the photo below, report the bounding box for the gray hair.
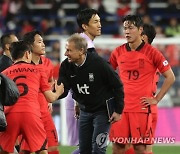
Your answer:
[67,33,87,53]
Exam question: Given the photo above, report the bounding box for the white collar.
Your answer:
[75,53,87,67]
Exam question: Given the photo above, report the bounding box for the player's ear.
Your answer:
[139,26,143,34]
[25,50,28,58]
[82,24,88,31]
[25,50,30,59]
[29,44,34,53]
[5,43,10,50]
[79,48,85,55]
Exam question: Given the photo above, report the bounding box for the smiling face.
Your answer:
[31,34,45,56]
[65,41,83,65]
[123,21,143,44]
[83,14,101,40]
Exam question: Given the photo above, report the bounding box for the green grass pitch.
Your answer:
[59,145,180,154]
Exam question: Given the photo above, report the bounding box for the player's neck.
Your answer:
[75,53,86,67]
[14,58,29,63]
[32,54,41,64]
[129,39,143,51]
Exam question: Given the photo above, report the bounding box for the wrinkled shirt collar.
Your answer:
[80,32,95,49]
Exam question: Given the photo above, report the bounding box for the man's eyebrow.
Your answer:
[94,19,100,22]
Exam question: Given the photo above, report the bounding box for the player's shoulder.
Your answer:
[88,52,110,68]
[40,55,49,60]
[61,58,72,69]
[0,55,4,61]
[144,43,157,50]
[87,52,103,62]
[40,55,54,67]
[2,62,37,75]
[40,55,52,63]
[0,55,6,59]
[143,43,161,55]
[61,58,68,64]
[112,43,127,54]
[0,55,11,62]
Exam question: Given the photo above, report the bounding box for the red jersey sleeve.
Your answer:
[41,56,54,81]
[36,65,51,92]
[151,46,171,73]
[38,56,54,117]
[109,47,120,70]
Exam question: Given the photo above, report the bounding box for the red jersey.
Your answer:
[2,62,51,117]
[152,70,160,96]
[53,63,60,80]
[109,42,170,113]
[40,56,54,82]
[38,56,54,117]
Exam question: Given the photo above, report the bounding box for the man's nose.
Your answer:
[64,51,68,56]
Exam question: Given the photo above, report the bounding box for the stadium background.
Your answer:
[0,0,180,153]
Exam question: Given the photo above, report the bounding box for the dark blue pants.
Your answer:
[79,110,110,154]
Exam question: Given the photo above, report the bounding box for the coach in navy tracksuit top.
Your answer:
[58,33,124,154]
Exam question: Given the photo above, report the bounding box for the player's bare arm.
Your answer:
[44,82,64,102]
[140,69,175,107]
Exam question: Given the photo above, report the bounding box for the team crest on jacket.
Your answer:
[139,59,144,68]
[89,73,94,82]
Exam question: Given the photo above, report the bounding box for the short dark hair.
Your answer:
[10,41,31,61]
[77,8,99,30]
[122,15,143,28]
[0,33,16,50]
[142,24,156,44]
[23,30,42,45]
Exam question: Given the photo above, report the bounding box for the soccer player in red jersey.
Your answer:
[0,41,64,154]
[21,30,60,154]
[142,24,161,154]
[125,23,159,154]
[109,15,175,154]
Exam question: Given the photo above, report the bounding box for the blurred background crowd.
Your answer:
[0,0,180,37]
[0,0,180,108]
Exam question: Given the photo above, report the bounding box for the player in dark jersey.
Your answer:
[58,33,124,154]
[21,30,60,154]
[0,41,64,154]
[109,15,175,154]
[0,33,18,72]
